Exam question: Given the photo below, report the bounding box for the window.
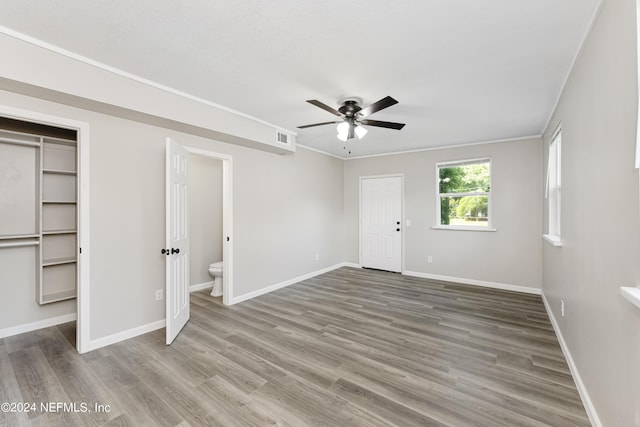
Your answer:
[436,158,492,229]
[544,128,562,245]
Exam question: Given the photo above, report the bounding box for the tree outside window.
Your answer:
[438,159,491,227]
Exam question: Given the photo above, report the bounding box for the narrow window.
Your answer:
[545,128,562,245]
[437,158,491,229]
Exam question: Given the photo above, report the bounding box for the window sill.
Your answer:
[620,287,640,310]
[543,234,563,247]
[432,225,496,232]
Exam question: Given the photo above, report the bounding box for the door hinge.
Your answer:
[79,247,82,254]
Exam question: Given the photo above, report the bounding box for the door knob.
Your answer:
[161,248,170,255]
[396,228,401,232]
[171,248,180,254]
[397,221,400,225]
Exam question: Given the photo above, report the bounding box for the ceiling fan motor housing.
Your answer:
[338,100,362,118]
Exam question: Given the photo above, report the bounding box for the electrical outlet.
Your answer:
[315,253,320,261]
[155,289,163,301]
[427,256,433,264]
[560,299,565,317]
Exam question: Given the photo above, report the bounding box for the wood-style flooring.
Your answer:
[0,267,590,426]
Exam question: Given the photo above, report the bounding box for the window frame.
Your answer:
[544,127,562,246]
[434,157,495,232]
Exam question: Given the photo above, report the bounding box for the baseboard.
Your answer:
[403,270,542,295]
[541,293,602,427]
[189,281,214,293]
[0,313,77,339]
[342,262,362,269]
[230,263,346,304]
[86,319,165,352]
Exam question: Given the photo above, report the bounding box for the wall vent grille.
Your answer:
[277,131,288,144]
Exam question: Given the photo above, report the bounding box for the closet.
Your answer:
[0,117,78,305]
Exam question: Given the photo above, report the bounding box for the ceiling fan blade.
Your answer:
[359,96,398,117]
[297,121,341,129]
[306,100,342,117]
[360,119,406,130]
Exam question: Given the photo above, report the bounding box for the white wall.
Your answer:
[542,0,640,425]
[344,138,543,290]
[0,89,344,342]
[188,155,223,287]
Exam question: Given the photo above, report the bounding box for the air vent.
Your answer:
[277,131,289,144]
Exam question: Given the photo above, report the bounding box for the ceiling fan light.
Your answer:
[355,125,368,139]
[337,131,348,142]
[337,122,349,134]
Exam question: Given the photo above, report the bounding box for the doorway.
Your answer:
[359,175,403,273]
[165,139,233,345]
[0,104,90,353]
[188,154,223,296]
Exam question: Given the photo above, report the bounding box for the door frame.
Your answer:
[0,104,91,353]
[358,174,405,272]
[184,146,234,305]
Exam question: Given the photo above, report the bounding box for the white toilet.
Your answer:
[208,261,223,297]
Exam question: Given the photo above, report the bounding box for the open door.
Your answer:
[165,138,190,345]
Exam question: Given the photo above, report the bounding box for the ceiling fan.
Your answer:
[298,96,406,141]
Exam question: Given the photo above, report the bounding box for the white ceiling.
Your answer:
[0,1,600,157]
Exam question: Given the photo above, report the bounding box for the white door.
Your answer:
[361,176,402,272]
[165,138,190,345]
